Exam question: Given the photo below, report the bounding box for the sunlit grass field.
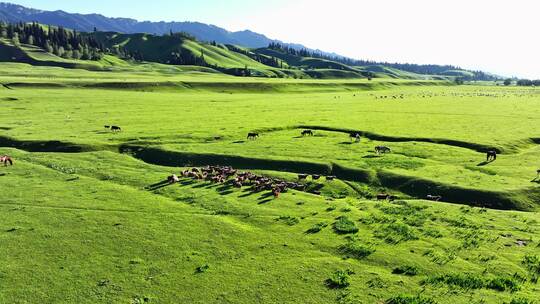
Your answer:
[1,64,539,303]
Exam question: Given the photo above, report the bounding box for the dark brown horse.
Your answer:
[375,146,391,154]
[247,132,259,140]
[302,130,314,136]
[486,150,497,162]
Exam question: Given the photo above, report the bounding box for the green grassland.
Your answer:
[1,64,540,303]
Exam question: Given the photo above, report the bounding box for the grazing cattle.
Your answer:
[326,175,336,181]
[350,133,361,143]
[111,126,122,132]
[104,125,111,129]
[312,174,321,180]
[298,174,308,180]
[375,146,391,154]
[486,150,497,162]
[167,174,180,184]
[0,155,13,166]
[426,195,442,201]
[301,130,314,136]
[247,132,259,140]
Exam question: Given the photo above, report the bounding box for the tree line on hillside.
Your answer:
[0,22,104,60]
[267,43,498,81]
[515,79,540,86]
[224,44,283,68]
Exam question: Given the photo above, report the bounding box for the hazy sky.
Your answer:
[6,0,540,78]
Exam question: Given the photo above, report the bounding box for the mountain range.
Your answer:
[0,2,306,49]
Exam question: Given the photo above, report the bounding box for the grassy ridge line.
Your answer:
[0,135,536,210]
[121,145,534,210]
[0,136,112,152]
[297,125,504,153]
[0,40,107,71]
[1,79,450,93]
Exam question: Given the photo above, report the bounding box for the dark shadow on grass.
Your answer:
[146,180,171,191]
[232,141,245,144]
[477,160,494,166]
[258,199,273,205]
[219,190,235,196]
[339,141,353,145]
[362,154,380,159]
[216,184,233,192]
[180,179,196,186]
[238,190,257,198]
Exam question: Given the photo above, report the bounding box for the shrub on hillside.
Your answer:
[325,270,352,289]
[522,254,540,283]
[306,222,328,234]
[392,265,419,276]
[338,241,375,260]
[385,295,437,304]
[375,222,418,244]
[504,298,536,304]
[423,273,522,292]
[333,216,359,234]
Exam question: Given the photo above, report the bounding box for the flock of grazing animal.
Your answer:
[167,165,336,198]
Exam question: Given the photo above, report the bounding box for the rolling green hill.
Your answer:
[0,21,494,81]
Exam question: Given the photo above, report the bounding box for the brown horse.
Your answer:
[0,155,13,166]
[247,132,259,140]
[302,130,314,136]
[375,146,391,154]
[486,150,497,162]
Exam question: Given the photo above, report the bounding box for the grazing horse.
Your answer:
[426,195,442,201]
[247,132,259,140]
[111,126,122,132]
[375,146,391,155]
[486,150,497,162]
[0,155,13,166]
[302,130,314,136]
[350,133,361,143]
